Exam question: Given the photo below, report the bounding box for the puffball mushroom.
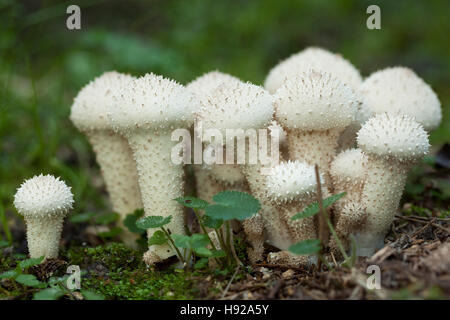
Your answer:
[360,67,442,131]
[355,113,430,256]
[187,71,245,202]
[14,174,74,259]
[70,71,143,248]
[196,80,274,263]
[109,73,198,265]
[274,70,359,186]
[264,47,362,94]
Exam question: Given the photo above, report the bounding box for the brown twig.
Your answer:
[395,215,450,234]
[221,266,240,299]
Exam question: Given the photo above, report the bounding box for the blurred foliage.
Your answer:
[0,0,449,225]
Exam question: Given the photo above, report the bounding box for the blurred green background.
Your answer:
[1,0,449,227]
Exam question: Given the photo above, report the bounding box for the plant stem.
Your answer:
[160,226,185,263]
[193,209,218,251]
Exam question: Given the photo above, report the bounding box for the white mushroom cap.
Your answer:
[357,113,430,162]
[330,148,368,184]
[70,71,135,131]
[186,71,241,97]
[360,67,442,131]
[274,70,359,131]
[266,161,323,203]
[196,80,274,134]
[14,174,74,218]
[109,73,198,134]
[265,47,362,93]
[268,120,287,144]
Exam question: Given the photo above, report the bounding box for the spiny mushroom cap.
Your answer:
[70,71,135,132]
[196,80,274,135]
[266,161,323,203]
[264,47,362,94]
[357,113,430,162]
[14,174,74,219]
[108,73,198,134]
[186,71,241,98]
[330,148,368,183]
[360,67,442,131]
[274,70,359,131]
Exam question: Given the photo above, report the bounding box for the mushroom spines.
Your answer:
[14,174,74,219]
[266,161,321,203]
[109,73,199,134]
[360,66,442,131]
[274,70,359,131]
[70,71,135,132]
[196,80,274,132]
[357,113,430,162]
[186,71,241,98]
[264,46,362,94]
[330,148,368,184]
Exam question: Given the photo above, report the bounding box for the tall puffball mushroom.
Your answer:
[14,174,74,259]
[355,113,430,256]
[274,70,359,186]
[109,73,198,265]
[265,161,325,267]
[70,71,143,248]
[360,67,442,132]
[187,71,245,202]
[196,80,274,263]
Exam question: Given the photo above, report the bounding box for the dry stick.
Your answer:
[221,266,240,299]
[395,215,450,234]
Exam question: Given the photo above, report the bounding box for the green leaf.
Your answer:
[33,288,64,300]
[205,191,261,221]
[0,240,9,247]
[174,197,209,209]
[95,212,120,225]
[19,256,44,269]
[194,258,209,269]
[202,216,223,229]
[288,239,322,255]
[136,215,172,229]
[291,192,347,221]
[15,274,42,287]
[98,227,122,238]
[172,233,210,249]
[0,270,18,279]
[69,212,96,223]
[148,230,167,246]
[210,249,226,258]
[123,209,146,235]
[81,290,105,300]
[172,234,191,248]
[194,247,212,257]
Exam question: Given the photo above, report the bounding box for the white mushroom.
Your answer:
[274,69,359,186]
[108,73,198,265]
[360,67,442,132]
[70,71,143,248]
[196,80,274,263]
[355,113,430,256]
[14,174,74,260]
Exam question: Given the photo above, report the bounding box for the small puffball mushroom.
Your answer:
[197,80,274,263]
[14,174,74,259]
[264,47,362,94]
[70,71,143,248]
[188,71,246,201]
[360,67,442,131]
[109,73,198,265]
[330,148,368,213]
[274,69,359,186]
[355,113,430,256]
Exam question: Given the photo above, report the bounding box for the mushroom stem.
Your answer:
[86,130,142,247]
[127,130,185,262]
[354,157,408,256]
[25,215,64,259]
[286,128,341,187]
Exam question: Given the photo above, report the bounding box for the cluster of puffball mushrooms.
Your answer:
[14,47,441,268]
